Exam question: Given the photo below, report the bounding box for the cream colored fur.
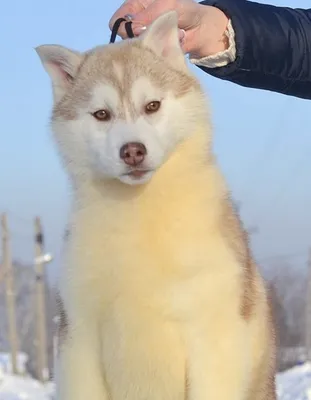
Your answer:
[36,11,276,400]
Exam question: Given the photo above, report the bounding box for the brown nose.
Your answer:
[119,142,147,166]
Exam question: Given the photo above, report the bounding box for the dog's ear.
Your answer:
[141,11,187,70]
[35,45,83,101]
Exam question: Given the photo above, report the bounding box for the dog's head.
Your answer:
[36,11,205,186]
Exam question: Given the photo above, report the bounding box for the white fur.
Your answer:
[91,84,121,114]
[52,77,204,186]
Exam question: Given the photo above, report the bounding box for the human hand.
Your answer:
[109,0,229,59]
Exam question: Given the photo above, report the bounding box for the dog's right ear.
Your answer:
[35,45,83,101]
[141,11,187,72]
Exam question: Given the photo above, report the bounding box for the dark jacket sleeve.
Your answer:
[199,0,311,100]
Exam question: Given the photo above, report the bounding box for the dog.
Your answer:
[36,11,276,400]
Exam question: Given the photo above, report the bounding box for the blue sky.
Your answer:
[1,0,310,281]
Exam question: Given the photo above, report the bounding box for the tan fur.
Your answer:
[37,12,276,400]
[220,198,277,398]
[220,198,257,319]
[55,292,68,350]
[53,42,199,121]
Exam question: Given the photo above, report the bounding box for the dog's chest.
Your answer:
[99,296,187,400]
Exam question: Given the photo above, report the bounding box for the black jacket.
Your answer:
[199,0,311,100]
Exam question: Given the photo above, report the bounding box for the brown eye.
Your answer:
[92,109,111,121]
[145,101,161,114]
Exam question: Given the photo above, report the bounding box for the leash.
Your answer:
[109,17,135,44]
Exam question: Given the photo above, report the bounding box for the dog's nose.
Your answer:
[119,142,147,166]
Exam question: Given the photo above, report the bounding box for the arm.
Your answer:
[191,0,311,100]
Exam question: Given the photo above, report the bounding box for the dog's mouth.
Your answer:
[122,168,152,179]
[125,169,151,178]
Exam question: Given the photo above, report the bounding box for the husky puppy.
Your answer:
[36,11,276,400]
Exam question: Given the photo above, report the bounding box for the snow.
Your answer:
[0,362,310,399]
[0,369,54,400]
[0,354,28,376]
[277,362,311,400]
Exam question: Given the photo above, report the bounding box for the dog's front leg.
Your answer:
[55,322,109,400]
[185,322,249,400]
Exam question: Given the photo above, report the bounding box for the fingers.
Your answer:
[132,0,177,26]
[109,0,154,39]
[109,0,180,40]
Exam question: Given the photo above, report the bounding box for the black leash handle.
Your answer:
[125,21,135,38]
[109,17,135,43]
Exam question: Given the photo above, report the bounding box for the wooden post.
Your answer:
[34,216,48,382]
[1,213,19,374]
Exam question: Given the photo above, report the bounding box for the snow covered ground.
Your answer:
[0,369,54,400]
[277,363,311,400]
[0,362,310,399]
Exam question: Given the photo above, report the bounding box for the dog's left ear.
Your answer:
[141,11,187,70]
[35,44,83,102]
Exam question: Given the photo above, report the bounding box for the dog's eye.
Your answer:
[92,109,111,121]
[145,101,161,114]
